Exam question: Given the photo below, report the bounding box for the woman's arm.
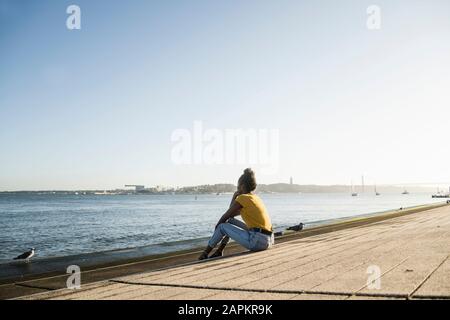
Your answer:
[215,201,242,229]
[229,191,241,208]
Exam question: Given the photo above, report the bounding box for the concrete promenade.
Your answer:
[13,204,450,300]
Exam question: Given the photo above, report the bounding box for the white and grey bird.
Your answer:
[14,248,35,262]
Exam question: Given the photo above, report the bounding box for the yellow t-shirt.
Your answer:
[235,193,272,231]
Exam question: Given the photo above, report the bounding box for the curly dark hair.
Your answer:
[238,168,257,192]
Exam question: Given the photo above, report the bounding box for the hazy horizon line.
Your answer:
[1,182,448,193]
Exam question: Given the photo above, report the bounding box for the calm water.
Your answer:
[0,193,443,261]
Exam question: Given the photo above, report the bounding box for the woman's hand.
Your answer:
[215,218,223,230]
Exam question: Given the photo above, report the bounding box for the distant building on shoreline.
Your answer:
[124,185,145,192]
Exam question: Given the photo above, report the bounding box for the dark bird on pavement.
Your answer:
[14,248,35,262]
[287,223,304,232]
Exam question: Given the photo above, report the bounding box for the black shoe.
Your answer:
[209,250,223,258]
[198,252,209,260]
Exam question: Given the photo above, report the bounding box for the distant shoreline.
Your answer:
[0,183,440,195]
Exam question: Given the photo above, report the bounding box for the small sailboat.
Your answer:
[402,189,409,195]
[351,181,358,197]
[375,185,380,196]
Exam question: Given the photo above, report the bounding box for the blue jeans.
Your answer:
[208,218,274,252]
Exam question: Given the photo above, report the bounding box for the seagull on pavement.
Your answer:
[14,248,35,262]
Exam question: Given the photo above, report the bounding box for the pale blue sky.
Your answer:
[1,0,450,190]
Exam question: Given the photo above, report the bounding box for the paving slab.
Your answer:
[412,256,450,299]
[290,293,348,300]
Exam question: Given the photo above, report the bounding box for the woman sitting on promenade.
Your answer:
[199,168,274,260]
